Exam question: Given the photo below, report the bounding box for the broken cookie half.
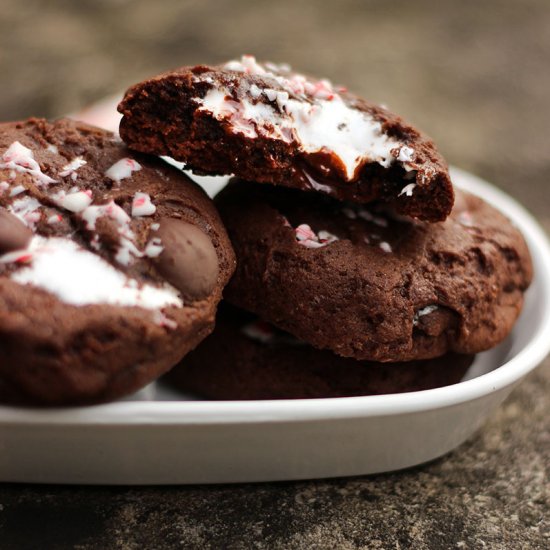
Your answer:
[118,55,454,222]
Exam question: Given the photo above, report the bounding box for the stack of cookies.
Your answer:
[117,56,533,399]
[0,56,533,405]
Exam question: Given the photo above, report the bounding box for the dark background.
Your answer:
[0,1,549,548]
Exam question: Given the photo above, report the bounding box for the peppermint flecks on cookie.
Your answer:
[193,55,416,181]
[8,197,42,229]
[0,141,56,185]
[81,200,130,230]
[131,192,156,217]
[0,137,183,319]
[294,223,338,249]
[378,241,392,253]
[59,156,87,180]
[54,189,93,213]
[413,304,439,326]
[105,157,142,182]
[399,183,417,197]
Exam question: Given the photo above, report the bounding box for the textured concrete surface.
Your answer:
[0,0,549,548]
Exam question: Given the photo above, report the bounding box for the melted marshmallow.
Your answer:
[3,236,182,310]
[195,56,413,180]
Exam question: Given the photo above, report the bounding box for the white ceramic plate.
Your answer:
[0,168,549,485]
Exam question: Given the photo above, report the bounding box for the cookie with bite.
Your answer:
[118,55,454,222]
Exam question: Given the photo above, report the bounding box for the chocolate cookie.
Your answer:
[165,305,474,400]
[0,118,235,406]
[118,55,454,222]
[215,180,532,362]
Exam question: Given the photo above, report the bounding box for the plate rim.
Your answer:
[1,168,549,425]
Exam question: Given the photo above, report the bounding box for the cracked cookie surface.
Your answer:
[215,179,532,362]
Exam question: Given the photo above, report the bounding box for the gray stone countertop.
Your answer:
[0,1,548,548]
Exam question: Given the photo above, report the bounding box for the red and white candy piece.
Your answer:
[378,241,392,253]
[0,249,34,264]
[294,223,338,249]
[59,157,87,181]
[0,141,56,186]
[131,192,156,217]
[9,197,42,229]
[47,214,63,225]
[105,157,142,182]
[9,185,26,197]
[144,237,164,258]
[399,183,416,197]
[55,189,93,213]
[81,200,130,230]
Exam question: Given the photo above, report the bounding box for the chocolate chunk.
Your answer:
[0,209,32,254]
[155,218,219,301]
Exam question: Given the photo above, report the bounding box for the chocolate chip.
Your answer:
[0,209,32,254]
[154,218,219,301]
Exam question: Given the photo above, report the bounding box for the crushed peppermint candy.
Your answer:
[295,223,338,249]
[59,157,87,180]
[8,197,42,228]
[80,200,143,266]
[152,310,178,330]
[54,189,93,213]
[131,192,156,217]
[242,319,275,344]
[9,185,26,197]
[47,214,63,225]
[397,146,415,162]
[144,237,164,258]
[413,304,439,326]
[0,137,183,315]
[399,183,417,197]
[105,157,142,182]
[0,141,57,186]
[115,236,144,267]
[81,200,130,230]
[458,211,475,227]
